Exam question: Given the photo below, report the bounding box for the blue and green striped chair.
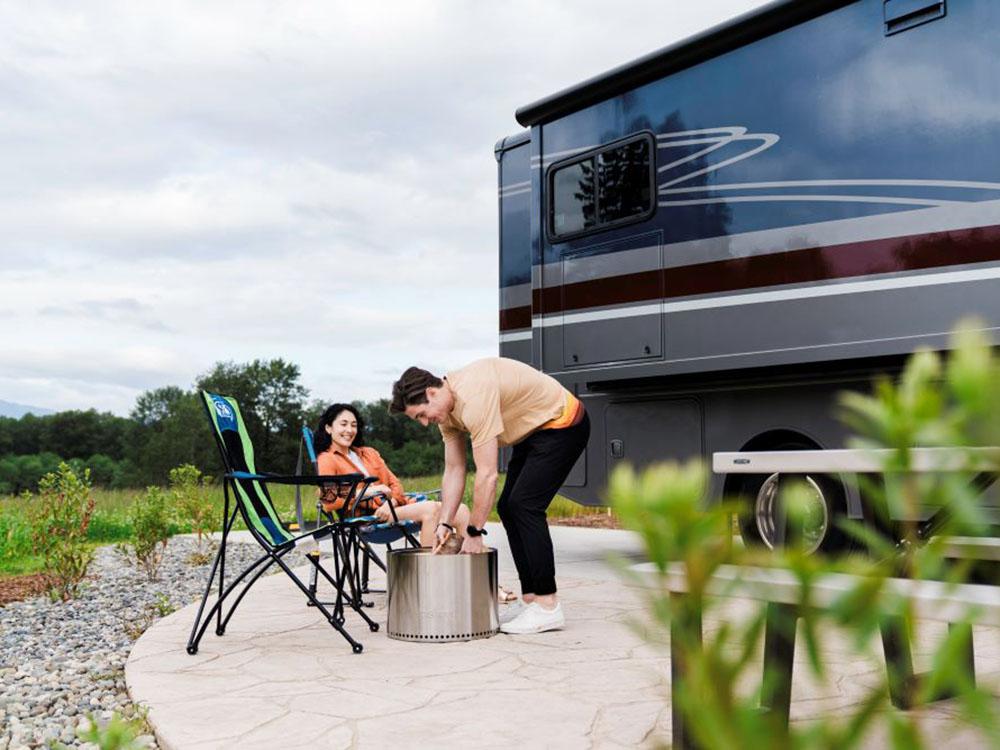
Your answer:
[186,391,378,655]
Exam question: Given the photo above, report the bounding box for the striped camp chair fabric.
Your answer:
[203,393,294,547]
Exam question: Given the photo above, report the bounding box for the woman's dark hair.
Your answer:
[313,403,366,455]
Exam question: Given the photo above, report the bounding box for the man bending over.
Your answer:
[390,357,590,635]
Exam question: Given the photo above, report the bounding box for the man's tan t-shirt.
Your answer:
[438,357,571,449]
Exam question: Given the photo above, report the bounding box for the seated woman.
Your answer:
[313,403,470,548]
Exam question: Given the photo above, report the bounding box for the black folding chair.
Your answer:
[296,425,423,599]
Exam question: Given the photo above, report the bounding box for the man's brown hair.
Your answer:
[390,367,443,413]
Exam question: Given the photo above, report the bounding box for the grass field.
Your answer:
[0,474,613,577]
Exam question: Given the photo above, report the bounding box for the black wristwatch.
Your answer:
[466,525,488,537]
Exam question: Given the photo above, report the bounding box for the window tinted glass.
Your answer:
[548,134,654,240]
[551,159,596,236]
[598,139,652,224]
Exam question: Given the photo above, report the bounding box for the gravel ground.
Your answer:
[0,538,307,749]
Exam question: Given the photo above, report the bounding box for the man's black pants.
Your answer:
[496,412,591,596]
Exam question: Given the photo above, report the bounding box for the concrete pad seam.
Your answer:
[230,705,293,744]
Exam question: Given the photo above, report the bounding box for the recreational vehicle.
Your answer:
[496,0,1000,551]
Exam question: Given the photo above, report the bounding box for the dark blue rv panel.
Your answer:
[496,134,532,367]
[496,0,1000,545]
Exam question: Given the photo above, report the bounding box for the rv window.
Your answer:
[551,159,596,236]
[548,132,654,241]
[598,139,651,224]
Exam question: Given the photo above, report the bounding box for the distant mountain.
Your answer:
[0,400,55,418]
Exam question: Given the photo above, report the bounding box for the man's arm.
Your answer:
[469,438,499,528]
[439,436,467,526]
[459,437,498,554]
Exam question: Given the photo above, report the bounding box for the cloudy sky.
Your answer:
[0,0,768,415]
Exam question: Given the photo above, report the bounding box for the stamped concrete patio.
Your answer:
[126,525,1000,749]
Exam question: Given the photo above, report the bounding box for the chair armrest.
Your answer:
[227,471,365,487]
[346,478,380,515]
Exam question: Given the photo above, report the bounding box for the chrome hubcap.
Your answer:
[755,473,829,554]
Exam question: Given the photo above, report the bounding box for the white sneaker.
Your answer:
[499,599,527,625]
[499,602,565,634]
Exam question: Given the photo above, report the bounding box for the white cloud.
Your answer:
[0,0,770,414]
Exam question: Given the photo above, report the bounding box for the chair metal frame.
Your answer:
[186,391,380,655]
[296,425,425,599]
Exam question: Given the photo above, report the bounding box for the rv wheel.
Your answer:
[736,469,851,554]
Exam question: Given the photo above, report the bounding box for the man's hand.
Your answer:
[461,534,486,555]
[431,524,453,554]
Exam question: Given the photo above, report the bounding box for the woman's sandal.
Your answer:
[498,585,518,604]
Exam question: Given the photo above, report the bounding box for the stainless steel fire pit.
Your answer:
[386,548,499,642]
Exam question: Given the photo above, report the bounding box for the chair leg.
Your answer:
[216,486,230,636]
[188,548,273,654]
[187,502,238,655]
[348,528,374,608]
[308,550,319,598]
[760,603,797,730]
[304,549,339,607]
[361,548,372,593]
[218,554,281,633]
[330,527,364,622]
[274,547,366,653]
[360,539,387,595]
[187,528,227,654]
[364,541,387,573]
[311,560,379,633]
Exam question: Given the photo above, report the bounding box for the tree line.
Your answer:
[0,359,444,494]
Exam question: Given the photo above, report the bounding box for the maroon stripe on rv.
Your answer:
[500,305,531,331]
[500,223,1000,328]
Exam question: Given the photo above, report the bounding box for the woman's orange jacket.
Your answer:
[316,445,410,513]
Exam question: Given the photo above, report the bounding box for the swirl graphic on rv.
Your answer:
[656,126,1000,209]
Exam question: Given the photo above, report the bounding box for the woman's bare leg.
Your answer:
[391,501,471,547]
[388,502,438,546]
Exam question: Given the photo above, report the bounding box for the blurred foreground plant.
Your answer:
[29,462,95,601]
[71,711,149,750]
[612,322,1000,749]
[840,324,1000,558]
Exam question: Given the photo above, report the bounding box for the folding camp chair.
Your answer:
[297,426,427,596]
[187,391,380,655]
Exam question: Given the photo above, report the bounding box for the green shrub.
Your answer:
[120,486,172,581]
[29,463,95,601]
[169,464,216,563]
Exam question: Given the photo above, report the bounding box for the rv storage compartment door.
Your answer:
[605,399,702,476]
[562,235,662,367]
